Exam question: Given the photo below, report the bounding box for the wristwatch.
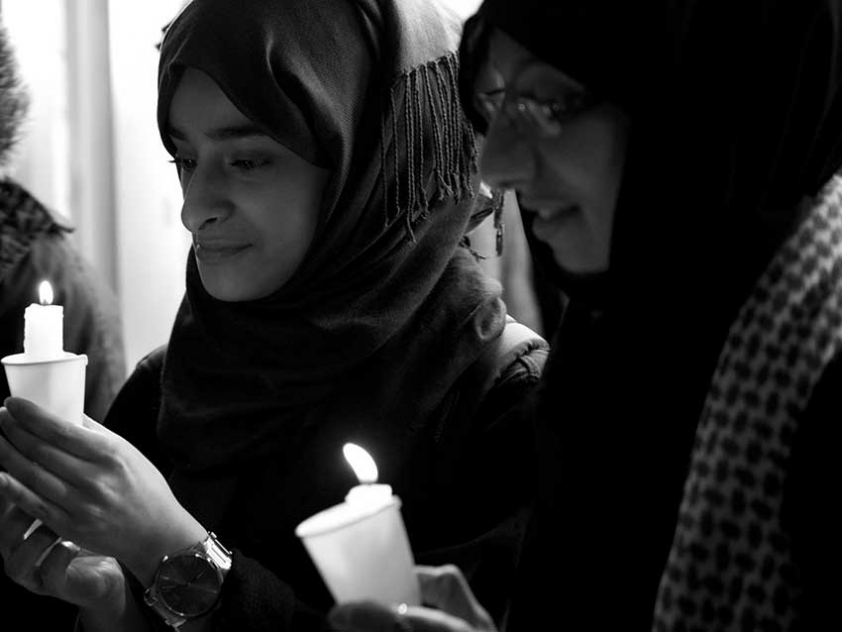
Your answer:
[143,532,233,629]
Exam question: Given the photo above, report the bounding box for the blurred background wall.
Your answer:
[2,0,541,374]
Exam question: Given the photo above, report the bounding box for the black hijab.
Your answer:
[155,0,503,506]
[460,1,842,629]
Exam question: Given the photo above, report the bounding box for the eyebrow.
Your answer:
[167,122,269,142]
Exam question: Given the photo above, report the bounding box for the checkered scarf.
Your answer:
[653,176,842,631]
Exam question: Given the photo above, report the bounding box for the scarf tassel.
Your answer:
[381,52,478,241]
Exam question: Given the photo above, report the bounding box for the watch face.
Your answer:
[158,553,222,616]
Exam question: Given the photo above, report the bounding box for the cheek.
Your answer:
[254,185,320,261]
[564,131,626,228]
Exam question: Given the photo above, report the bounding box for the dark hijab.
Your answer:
[155,0,503,517]
[460,1,842,629]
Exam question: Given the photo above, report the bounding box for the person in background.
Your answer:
[330,0,842,630]
[0,16,126,632]
[0,0,547,630]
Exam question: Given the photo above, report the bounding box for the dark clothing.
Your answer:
[135,1,548,629]
[155,0,494,479]
[458,1,842,630]
[0,180,126,631]
[105,325,547,631]
[509,193,842,632]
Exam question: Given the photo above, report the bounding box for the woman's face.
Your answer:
[475,30,630,274]
[166,68,331,301]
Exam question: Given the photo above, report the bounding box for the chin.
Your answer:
[198,272,262,302]
[550,244,609,275]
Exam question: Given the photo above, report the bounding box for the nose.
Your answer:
[479,115,535,192]
[180,162,232,233]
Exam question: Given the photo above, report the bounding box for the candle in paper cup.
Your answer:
[294,443,420,606]
[1,280,87,424]
[23,280,64,359]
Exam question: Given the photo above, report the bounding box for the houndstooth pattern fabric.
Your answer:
[652,176,842,632]
[0,179,66,282]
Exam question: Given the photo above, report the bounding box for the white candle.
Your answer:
[23,280,64,360]
[343,443,393,508]
[294,443,419,606]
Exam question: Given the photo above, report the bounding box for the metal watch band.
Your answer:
[202,531,233,576]
[143,531,232,629]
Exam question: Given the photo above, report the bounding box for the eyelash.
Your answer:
[168,157,270,173]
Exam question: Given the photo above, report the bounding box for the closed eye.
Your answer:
[169,157,196,172]
[231,158,270,171]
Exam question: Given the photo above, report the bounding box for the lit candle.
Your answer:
[1,280,88,425]
[23,280,64,360]
[295,443,419,606]
[343,442,393,507]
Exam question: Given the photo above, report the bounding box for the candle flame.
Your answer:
[342,443,378,484]
[38,280,54,305]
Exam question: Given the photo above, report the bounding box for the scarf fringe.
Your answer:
[381,52,478,242]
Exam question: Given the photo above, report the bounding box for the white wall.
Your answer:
[107,0,191,370]
[4,0,188,373]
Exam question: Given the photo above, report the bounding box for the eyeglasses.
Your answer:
[474,89,599,138]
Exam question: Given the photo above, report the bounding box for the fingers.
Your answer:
[329,601,401,632]
[2,398,105,461]
[401,605,487,632]
[39,540,80,595]
[329,601,484,632]
[80,415,114,437]
[0,409,88,488]
[0,470,69,531]
[415,566,495,630]
[0,504,39,559]
[0,431,75,514]
[2,521,61,595]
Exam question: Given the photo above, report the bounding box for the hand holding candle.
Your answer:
[1,280,88,424]
[295,443,420,606]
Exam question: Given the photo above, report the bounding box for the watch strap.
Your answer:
[202,531,233,577]
[143,532,232,629]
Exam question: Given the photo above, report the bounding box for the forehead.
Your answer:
[482,29,586,93]
[168,68,249,127]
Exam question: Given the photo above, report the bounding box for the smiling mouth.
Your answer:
[193,242,250,263]
[535,206,579,221]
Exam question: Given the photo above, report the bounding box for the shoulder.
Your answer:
[104,345,166,431]
[481,316,549,393]
[134,344,168,377]
[450,316,548,429]
[494,318,549,388]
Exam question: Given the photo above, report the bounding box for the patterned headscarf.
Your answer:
[459,1,842,630]
[155,0,503,497]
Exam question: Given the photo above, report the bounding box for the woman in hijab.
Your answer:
[330,0,842,630]
[0,0,548,630]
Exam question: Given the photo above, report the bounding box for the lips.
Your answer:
[518,195,578,219]
[535,206,579,221]
[193,238,250,263]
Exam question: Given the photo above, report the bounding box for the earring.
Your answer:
[492,188,506,256]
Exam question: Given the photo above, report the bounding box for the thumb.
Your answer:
[416,565,496,630]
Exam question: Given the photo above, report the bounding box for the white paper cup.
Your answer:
[2,352,88,425]
[295,496,420,606]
